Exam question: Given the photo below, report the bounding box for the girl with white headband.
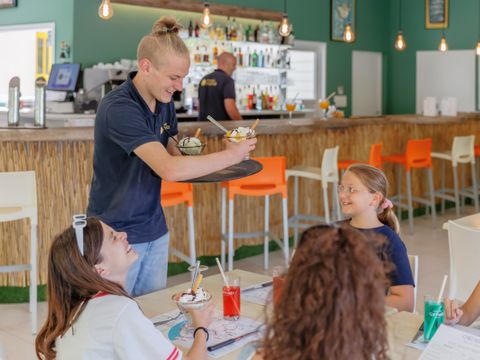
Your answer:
[35,216,214,360]
[338,163,415,312]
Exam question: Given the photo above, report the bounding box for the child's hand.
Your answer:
[444,298,463,325]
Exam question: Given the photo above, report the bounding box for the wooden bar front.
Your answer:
[1,114,479,286]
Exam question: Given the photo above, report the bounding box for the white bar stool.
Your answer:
[0,171,38,334]
[286,146,341,246]
[431,135,479,216]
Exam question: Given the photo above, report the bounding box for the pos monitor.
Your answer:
[47,63,80,92]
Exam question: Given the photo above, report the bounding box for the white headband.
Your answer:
[72,214,87,256]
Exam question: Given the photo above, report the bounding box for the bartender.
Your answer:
[198,52,242,121]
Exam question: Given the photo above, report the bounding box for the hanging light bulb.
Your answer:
[279,14,292,37]
[438,35,448,52]
[98,0,113,20]
[201,2,212,29]
[394,31,406,51]
[476,41,480,56]
[343,23,354,43]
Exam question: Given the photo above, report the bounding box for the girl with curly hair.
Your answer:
[253,224,391,360]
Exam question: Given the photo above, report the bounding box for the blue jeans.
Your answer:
[125,232,170,297]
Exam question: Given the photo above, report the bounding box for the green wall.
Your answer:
[0,0,74,64]
[72,0,390,116]
[387,0,480,113]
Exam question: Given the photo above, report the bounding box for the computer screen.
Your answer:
[47,63,80,92]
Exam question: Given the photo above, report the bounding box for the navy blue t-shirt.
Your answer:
[357,225,415,287]
[198,69,236,121]
[87,72,178,244]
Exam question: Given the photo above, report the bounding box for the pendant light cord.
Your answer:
[398,0,402,30]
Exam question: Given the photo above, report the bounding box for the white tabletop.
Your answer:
[137,270,422,359]
[442,212,480,230]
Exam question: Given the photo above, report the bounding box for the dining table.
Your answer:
[136,269,423,359]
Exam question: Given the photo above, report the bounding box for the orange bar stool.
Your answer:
[338,143,383,173]
[161,181,196,266]
[220,156,289,271]
[431,135,479,216]
[286,146,341,246]
[382,138,436,234]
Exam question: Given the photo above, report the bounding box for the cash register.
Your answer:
[46,63,80,114]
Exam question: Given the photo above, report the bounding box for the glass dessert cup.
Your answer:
[224,134,256,160]
[176,143,206,156]
[171,290,212,326]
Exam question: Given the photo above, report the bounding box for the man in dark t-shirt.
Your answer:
[198,52,242,121]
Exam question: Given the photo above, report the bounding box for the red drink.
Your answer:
[223,285,241,320]
[273,275,285,306]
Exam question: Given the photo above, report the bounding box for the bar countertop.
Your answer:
[1,112,479,142]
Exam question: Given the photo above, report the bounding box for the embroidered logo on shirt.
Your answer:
[201,79,217,87]
[161,123,170,135]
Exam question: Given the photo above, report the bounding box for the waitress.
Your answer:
[87,16,256,297]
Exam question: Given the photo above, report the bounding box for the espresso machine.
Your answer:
[83,68,129,105]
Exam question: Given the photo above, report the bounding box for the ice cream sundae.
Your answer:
[172,286,212,324]
[177,128,205,155]
[225,126,256,142]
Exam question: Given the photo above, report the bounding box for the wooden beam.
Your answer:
[111,0,283,22]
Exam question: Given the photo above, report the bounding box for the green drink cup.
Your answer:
[423,296,445,341]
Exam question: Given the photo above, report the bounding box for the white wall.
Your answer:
[0,23,54,106]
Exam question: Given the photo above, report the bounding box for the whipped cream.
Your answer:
[179,287,209,303]
[226,127,255,142]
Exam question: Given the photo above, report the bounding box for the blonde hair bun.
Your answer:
[151,16,182,36]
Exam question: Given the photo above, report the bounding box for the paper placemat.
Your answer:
[241,286,272,306]
[152,310,263,358]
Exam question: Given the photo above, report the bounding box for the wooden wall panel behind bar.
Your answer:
[1,116,480,286]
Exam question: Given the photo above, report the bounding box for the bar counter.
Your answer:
[1,113,480,286]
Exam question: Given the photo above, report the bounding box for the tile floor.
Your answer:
[0,207,473,359]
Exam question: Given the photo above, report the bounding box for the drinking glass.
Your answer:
[423,295,445,341]
[285,101,296,120]
[223,276,241,320]
[272,265,286,306]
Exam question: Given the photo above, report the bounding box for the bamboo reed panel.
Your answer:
[1,117,480,286]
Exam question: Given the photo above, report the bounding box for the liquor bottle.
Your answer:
[258,50,264,67]
[188,20,193,38]
[209,25,216,40]
[226,16,231,40]
[236,48,243,67]
[237,22,244,41]
[256,86,262,110]
[265,48,271,68]
[254,25,260,43]
[231,18,237,41]
[212,44,218,65]
[252,49,258,67]
[202,45,210,63]
[260,21,269,44]
[245,25,251,42]
[194,21,200,38]
[268,22,276,44]
[244,47,250,67]
[252,87,257,110]
[194,46,202,63]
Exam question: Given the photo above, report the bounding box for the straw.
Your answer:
[207,115,229,133]
[194,127,201,138]
[192,273,203,293]
[190,260,201,289]
[251,118,260,131]
[326,91,336,101]
[292,92,300,102]
[215,257,230,287]
[437,274,448,303]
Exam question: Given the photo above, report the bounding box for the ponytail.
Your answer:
[378,206,400,235]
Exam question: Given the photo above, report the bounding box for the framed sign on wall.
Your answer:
[0,0,17,8]
[331,0,355,42]
[425,0,449,29]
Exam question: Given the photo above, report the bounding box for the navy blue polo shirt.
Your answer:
[357,225,415,287]
[87,72,178,244]
[198,69,236,121]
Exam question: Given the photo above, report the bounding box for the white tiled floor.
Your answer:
[0,207,472,359]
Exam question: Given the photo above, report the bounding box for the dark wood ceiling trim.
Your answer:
[111,0,283,22]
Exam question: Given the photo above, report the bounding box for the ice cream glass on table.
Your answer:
[177,128,206,155]
[172,271,212,325]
